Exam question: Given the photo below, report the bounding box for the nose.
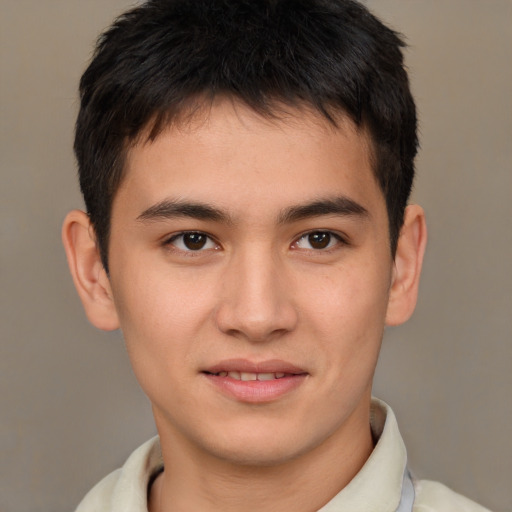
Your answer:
[214,248,298,343]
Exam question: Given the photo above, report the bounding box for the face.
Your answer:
[107,102,395,466]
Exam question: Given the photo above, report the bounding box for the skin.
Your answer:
[63,100,426,512]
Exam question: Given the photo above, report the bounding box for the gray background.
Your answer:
[1,1,511,511]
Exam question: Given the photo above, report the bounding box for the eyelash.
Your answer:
[162,230,348,254]
[163,231,220,254]
[292,231,347,252]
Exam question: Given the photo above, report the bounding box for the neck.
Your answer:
[149,401,374,512]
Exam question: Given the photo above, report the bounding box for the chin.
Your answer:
[196,422,323,468]
[209,441,304,467]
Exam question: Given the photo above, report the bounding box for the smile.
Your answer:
[202,360,308,403]
[207,371,288,381]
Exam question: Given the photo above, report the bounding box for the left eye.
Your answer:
[166,232,218,251]
[294,231,341,250]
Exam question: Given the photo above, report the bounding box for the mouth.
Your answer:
[202,359,308,403]
[204,371,292,381]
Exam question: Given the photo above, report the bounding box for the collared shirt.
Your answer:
[75,399,491,512]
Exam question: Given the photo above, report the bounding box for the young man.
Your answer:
[62,1,490,510]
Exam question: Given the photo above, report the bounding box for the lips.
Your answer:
[210,371,288,381]
[202,359,308,402]
[203,358,306,376]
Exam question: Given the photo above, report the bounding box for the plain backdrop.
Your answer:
[1,1,511,511]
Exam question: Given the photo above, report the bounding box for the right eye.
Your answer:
[292,230,345,251]
[164,232,219,252]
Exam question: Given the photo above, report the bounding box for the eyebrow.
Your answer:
[137,199,231,223]
[277,196,369,224]
[136,196,368,225]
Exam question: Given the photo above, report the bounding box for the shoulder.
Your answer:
[75,469,121,512]
[74,436,162,512]
[413,479,492,512]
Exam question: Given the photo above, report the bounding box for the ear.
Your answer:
[62,210,120,331]
[385,204,427,326]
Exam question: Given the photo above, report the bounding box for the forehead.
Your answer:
[116,100,384,221]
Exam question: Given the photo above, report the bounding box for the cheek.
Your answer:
[109,264,215,383]
[302,262,391,368]
[114,260,212,328]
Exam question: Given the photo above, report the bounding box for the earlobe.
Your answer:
[62,210,120,331]
[385,204,427,326]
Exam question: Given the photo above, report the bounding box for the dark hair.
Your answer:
[75,0,418,271]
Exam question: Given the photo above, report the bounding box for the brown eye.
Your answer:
[293,231,343,251]
[308,232,331,249]
[167,232,218,252]
[183,233,208,250]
